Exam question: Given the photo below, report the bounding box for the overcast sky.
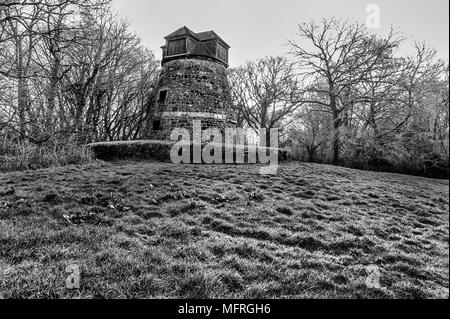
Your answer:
[112,0,449,67]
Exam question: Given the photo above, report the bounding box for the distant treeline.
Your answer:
[229,20,449,179]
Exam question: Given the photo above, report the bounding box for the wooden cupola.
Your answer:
[161,26,230,67]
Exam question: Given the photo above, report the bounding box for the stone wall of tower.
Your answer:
[147,59,236,141]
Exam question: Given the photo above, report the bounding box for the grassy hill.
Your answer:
[0,161,448,299]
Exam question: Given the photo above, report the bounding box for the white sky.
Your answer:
[112,0,449,67]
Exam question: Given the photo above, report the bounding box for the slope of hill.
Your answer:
[0,161,448,298]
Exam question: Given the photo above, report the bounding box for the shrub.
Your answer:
[87,140,289,164]
[339,134,449,179]
[0,140,93,172]
[88,140,175,162]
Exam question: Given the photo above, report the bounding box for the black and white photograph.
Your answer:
[0,0,448,305]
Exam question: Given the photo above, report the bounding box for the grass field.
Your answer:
[0,160,448,299]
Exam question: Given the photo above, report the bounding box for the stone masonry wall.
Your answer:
[147,59,236,141]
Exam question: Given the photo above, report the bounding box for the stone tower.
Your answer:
[147,26,237,141]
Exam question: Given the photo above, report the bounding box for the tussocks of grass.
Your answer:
[0,142,93,172]
[0,161,448,299]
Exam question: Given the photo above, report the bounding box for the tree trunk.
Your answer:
[75,88,86,136]
[265,128,271,148]
[331,95,340,165]
[16,35,28,140]
[307,144,316,163]
[47,46,61,130]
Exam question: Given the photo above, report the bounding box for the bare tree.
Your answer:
[229,56,304,147]
[289,101,331,162]
[289,18,402,164]
[0,0,158,145]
